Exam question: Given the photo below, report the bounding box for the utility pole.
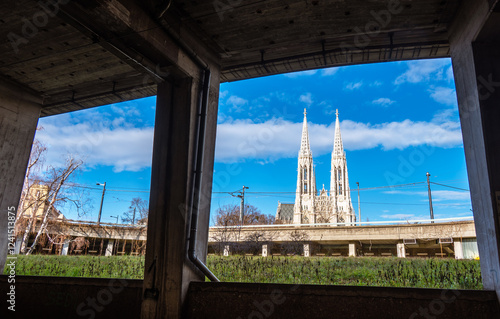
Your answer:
[132,207,136,225]
[231,186,249,225]
[356,182,360,226]
[96,182,106,225]
[426,172,434,223]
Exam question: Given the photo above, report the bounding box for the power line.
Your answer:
[430,182,469,192]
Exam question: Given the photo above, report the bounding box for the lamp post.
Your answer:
[356,182,360,226]
[110,215,119,224]
[96,182,106,225]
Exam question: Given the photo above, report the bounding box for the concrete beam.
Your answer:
[0,78,41,271]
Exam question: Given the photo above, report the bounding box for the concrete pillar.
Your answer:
[14,237,22,255]
[303,244,310,257]
[348,243,357,257]
[450,2,500,296]
[141,71,221,319]
[105,240,114,256]
[223,245,230,256]
[397,243,406,258]
[454,241,464,260]
[262,244,268,257]
[61,241,69,256]
[0,80,41,270]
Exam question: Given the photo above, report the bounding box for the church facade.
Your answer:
[276,109,356,225]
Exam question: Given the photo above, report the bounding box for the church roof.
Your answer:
[277,203,294,223]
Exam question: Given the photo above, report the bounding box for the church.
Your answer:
[276,109,356,225]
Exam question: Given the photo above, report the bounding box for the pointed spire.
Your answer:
[333,109,344,157]
[299,108,312,157]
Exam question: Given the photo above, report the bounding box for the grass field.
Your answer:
[4,255,482,289]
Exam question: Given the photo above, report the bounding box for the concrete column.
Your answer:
[105,240,114,256]
[14,237,22,255]
[454,241,464,260]
[397,243,406,258]
[223,245,230,256]
[0,80,41,270]
[451,33,500,296]
[348,243,357,257]
[61,241,69,256]
[142,72,221,318]
[303,244,310,257]
[262,244,268,257]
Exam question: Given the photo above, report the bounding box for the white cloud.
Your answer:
[284,70,318,78]
[344,81,363,90]
[321,68,339,76]
[215,117,463,162]
[299,93,313,106]
[219,90,229,99]
[384,190,470,202]
[380,213,416,220]
[226,95,248,111]
[429,87,457,106]
[372,98,395,107]
[395,59,450,85]
[36,123,154,173]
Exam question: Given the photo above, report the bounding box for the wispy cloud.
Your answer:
[284,70,318,78]
[372,98,395,107]
[429,87,457,106]
[226,95,248,110]
[299,93,313,106]
[344,81,363,91]
[321,68,339,76]
[395,59,449,85]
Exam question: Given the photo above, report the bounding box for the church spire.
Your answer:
[299,108,311,157]
[332,109,344,157]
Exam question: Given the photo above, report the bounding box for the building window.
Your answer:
[304,184,307,192]
[303,168,307,180]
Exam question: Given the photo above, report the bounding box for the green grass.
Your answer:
[4,255,482,289]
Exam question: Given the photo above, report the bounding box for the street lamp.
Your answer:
[96,182,106,225]
[356,182,360,226]
[110,215,119,224]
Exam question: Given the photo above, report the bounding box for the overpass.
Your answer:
[208,218,477,258]
[34,217,477,259]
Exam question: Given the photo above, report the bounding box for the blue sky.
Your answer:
[35,57,472,224]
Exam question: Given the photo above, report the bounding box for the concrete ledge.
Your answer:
[0,275,142,318]
[185,282,500,319]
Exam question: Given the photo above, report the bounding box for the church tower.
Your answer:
[293,109,317,224]
[330,109,355,225]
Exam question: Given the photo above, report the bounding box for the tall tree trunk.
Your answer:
[26,160,79,255]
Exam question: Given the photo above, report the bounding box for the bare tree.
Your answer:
[26,156,83,255]
[122,197,149,224]
[211,204,274,255]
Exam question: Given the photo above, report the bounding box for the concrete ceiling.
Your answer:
[0,0,463,116]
